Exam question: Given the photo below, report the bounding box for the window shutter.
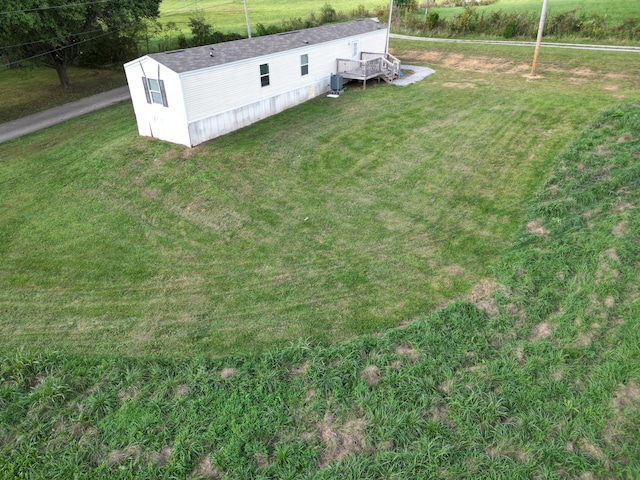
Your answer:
[142,77,151,104]
[159,80,168,107]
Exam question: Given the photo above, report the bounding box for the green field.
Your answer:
[155,0,640,34]
[158,0,384,34]
[428,0,640,23]
[1,92,638,477]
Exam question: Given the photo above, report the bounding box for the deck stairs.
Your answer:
[336,52,401,88]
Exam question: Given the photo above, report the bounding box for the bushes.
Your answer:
[407,6,640,41]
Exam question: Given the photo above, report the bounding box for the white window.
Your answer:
[142,76,168,107]
[301,54,309,76]
[260,63,270,87]
[147,78,163,104]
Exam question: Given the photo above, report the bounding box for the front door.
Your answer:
[351,40,359,60]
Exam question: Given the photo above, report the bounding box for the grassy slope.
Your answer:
[2,43,638,357]
[429,0,640,23]
[1,102,638,479]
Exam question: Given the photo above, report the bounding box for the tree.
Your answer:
[188,12,213,46]
[0,0,162,88]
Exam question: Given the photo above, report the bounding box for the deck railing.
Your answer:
[361,51,401,74]
[336,52,402,87]
[336,57,384,79]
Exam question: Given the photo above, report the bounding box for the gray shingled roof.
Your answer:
[147,19,385,74]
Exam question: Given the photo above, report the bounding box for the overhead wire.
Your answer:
[0,27,106,50]
[0,0,113,15]
[0,0,209,65]
[1,0,242,52]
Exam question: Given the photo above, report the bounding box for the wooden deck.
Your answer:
[336,52,401,88]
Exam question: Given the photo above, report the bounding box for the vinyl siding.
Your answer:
[124,57,190,146]
[181,29,386,124]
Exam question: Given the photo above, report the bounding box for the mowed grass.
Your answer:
[0,66,126,124]
[1,41,639,358]
[159,0,383,34]
[429,0,640,24]
[1,102,638,478]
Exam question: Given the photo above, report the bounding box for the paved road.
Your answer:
[390,34,640,53]
[0,86,131,144]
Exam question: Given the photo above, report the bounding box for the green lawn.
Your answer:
[1,41,639,358]
[1,99,638,478]
[0,66,126,124]
[428,0,640,23]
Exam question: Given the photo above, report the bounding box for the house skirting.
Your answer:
[187,78,330,147]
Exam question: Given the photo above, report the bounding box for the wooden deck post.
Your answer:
[363,60,367,90]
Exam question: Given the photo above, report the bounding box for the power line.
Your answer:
[0,27,106,50]
[3,26,123,67]
[0,0,112,15]
[1,0,238,66]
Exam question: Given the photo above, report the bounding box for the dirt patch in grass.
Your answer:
[406,51,522,74]
[611,380,640,415]
[220,368,237,379]
[567,77,589,85]
[439,379,454,394]
[613,200,634,212]
[612,220,629,236]
[577,438,606,462]
[291,361,309,377]
[305,389,316,402]
[442,82,477,89]
[176,384,190,396]
[317,412,371,468]
[570,68,597,77]
[515,347,525,365]
[193,455,223,479]
[604,380,640,453]
[604,248,620,262]
[527,219,549,238]
[595,145,612,156]
[429,405,455,427]
[528,321,553,342]
[445,265,467,276]
[147,446,172,466]
[617,132,635,143]
[595,248,620,283]
[507,64,530,74]
[254,452,270,469]
[395,344,419,362]
[108,445,143,468]
[360,365,380,386]
[468,277,498,316]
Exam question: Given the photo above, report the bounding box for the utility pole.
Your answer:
[531,0,549,76]
[244,0,251,38]
[385,0,394,54]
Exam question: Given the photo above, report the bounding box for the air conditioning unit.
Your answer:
[330,74,344,93]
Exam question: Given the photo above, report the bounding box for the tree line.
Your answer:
[0,0,163,87]
[3,1,637,89]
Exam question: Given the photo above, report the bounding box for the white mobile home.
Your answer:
[124,19,390,147]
